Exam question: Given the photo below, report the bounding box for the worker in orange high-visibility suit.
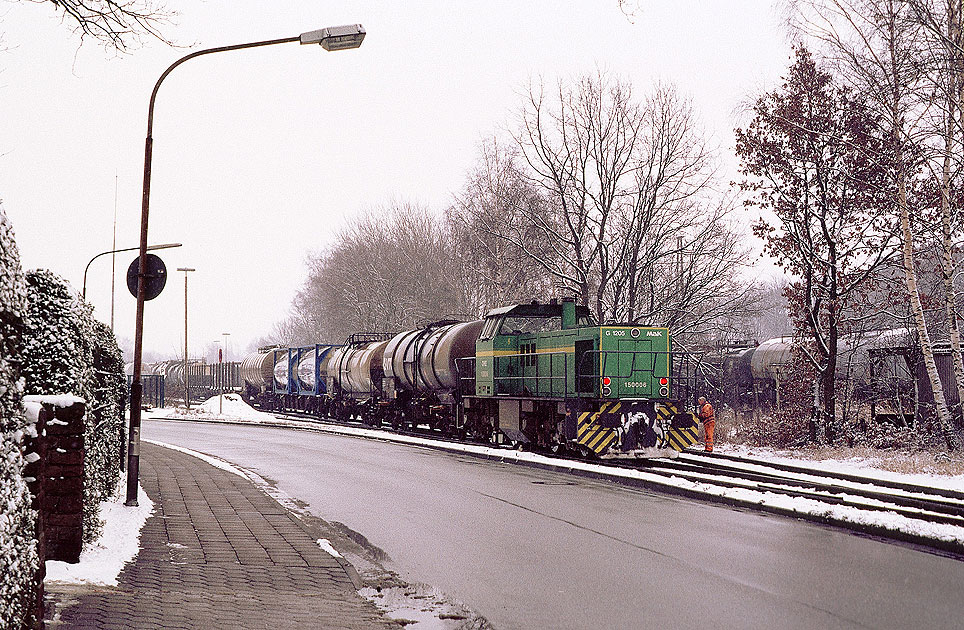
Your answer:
[697,396,715,452]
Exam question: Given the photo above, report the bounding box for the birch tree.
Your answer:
[903,0,964,426]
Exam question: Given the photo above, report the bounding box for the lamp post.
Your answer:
[177,267,196,410]
[220,332,230,414]
[125,25,366,506]
[83,242,181,300]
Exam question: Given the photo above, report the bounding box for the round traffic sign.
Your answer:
[127,254,168,301]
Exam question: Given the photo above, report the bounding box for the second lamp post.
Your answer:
[177,267,195,409]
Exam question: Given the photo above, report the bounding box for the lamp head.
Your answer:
[300,24,366,51]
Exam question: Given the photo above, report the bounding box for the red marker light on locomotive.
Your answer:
[602,377,612,386]
[659,377,668,385]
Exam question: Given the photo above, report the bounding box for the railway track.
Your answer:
[625,451,964,529]
[229,408,964,555]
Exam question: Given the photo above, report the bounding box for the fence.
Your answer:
[128,374,165,409]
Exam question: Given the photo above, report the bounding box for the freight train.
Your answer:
[240,298,703,457]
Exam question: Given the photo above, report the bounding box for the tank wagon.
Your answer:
[719,329,918,411]
[241,298,701,457]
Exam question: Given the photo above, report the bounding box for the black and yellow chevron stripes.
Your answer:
[656,402,676,424]
[576,401,620,454]
[665,423,699,451]
[658,403,700,451]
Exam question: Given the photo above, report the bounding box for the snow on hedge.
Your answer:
[86,319,126,511]
[22,269,126,544]
[0,203,39,630]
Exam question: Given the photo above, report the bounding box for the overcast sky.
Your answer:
[0,0,790,361]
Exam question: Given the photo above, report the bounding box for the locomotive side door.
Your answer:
[574,339,596,395]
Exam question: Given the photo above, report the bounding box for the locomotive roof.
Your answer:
[483,301,592,319]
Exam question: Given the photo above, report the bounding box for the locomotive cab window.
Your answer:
[502,315,561,335]
[480,317,502,340]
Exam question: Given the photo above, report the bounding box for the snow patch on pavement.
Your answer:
[143,438,249,479]
[45,481,153,586]
[360,585,484,630]
[316,538,343,558]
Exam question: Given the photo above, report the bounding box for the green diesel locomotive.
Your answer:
[461,298,700,456]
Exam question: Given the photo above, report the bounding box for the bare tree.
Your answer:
[734,277,793,342]
[449,138,558,314]
[24,0,174,50]
[461,71,756,335]
[902,0,964,425]
[286,202,475,343]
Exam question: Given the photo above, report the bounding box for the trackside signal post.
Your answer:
[125,25,367,506]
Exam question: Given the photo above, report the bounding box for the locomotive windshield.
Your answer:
[479,314,563,340]
[502,315,561,335]
[479,302,596,340]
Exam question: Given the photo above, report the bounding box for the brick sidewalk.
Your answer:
[45,442,401,629]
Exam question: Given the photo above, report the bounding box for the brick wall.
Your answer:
[23,396,85,562]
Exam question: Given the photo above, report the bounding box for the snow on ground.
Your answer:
[45,480,153,586]
[316,539,343,558]
[148,398,964,548]
[161,393,277,423]
[360,586,477,630]
[716,444,964,493]
[142,438,250,479]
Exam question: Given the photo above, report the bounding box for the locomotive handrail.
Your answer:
[458,350,572,397]
[493,351,569,397]
[455,356,477,396]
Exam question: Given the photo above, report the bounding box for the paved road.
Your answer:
[144,419,964,630]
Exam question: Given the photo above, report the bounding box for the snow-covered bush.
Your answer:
[22,269,89,397]
[22,269,125,543]
[0,204,39,630]
[85,318,126,505]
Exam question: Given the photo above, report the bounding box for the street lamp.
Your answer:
[83,242,181,300]
[219,332,231,414]
[177,267,195,410]
[125,25,366,506]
